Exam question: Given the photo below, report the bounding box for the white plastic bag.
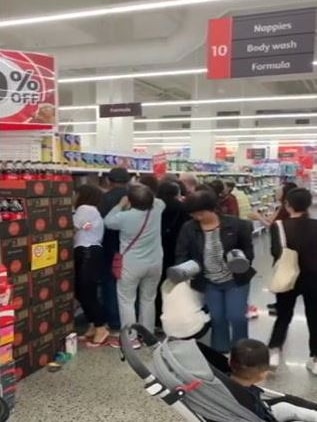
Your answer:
[160,279,210,339]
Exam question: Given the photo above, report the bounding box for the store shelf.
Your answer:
[67,167,152,174]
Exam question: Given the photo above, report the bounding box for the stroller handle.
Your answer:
[120,324,160,381]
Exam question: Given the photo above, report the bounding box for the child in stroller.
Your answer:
[120,324,317,422]
[230,339,317,422]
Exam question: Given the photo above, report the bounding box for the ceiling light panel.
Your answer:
[135,113,317,123]
[59,68,206,84]
[134,126,317,135]
[0,0,220,28]
[142,94,317,107]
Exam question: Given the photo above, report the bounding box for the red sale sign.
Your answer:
[0,50,57,130]
[153,152,167,179]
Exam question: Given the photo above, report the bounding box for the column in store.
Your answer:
[96,80,134,153]
[236,106,256,166]
[189,78,216,162]
[70,83,96,151]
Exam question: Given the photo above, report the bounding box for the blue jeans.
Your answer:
[100,263,121,331]
[205,280,250,353]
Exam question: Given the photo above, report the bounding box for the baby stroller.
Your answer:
[0,398,9,422]
[120,325,294,422]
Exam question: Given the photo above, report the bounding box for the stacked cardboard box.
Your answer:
[0,179,75,390]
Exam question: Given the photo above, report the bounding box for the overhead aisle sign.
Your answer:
[207,8,316,79]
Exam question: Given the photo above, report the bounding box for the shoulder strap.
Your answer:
[276,220,287,248]
[123,209,151,255]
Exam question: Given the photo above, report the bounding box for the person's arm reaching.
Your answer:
[73,205,96,231]
[104,197,130,230]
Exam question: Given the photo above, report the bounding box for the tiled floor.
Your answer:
[9,235,317,421]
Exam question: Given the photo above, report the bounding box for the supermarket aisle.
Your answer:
[10,235,317,422]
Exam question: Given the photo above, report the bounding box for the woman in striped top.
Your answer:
[176,190,255,353]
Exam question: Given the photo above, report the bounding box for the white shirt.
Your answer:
[73,205,104,248]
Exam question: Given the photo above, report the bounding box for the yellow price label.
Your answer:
[31,240,58,271]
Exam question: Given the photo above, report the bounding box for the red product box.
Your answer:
[54,262,74,296]
[26,198,52,234]
[30,333,54,371]
[13,343,29,360]
[0,344,13,366]
[0,220,28,239]
[55,231,73,263]
[50,197,73,231]
[51,181,73,198]
[54,293,74,329]
[0,325,14,347]
[11,273,30,311]
[0,306,15,327]
[0,361,16,410]
[54,322,74,353]
[30,267,55,305]
[0,237,28,276]
[13,318,30,348]
[14,353,32,381]
[30,232,55,245]
[31,300,54,338]
[0,180,51,198]
[15,307,29,324]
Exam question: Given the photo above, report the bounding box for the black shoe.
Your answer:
[267,303,277,310]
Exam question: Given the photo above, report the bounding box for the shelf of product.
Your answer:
[0,175,76,410]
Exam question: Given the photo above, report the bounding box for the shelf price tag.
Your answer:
[31,240,58,271]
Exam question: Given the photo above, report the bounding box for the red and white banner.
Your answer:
[153,152,167,178]
[0,50,57,130]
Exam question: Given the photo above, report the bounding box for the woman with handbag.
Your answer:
[104,184,165,349]
[175,190,255,353]
[268,188,317,372]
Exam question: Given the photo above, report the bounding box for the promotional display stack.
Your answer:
[0,173,75,408]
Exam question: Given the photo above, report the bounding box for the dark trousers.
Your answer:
[100,256,121,330]
[269,285,317,356]
[74,246,105,327]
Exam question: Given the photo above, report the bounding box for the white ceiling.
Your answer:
[1,0,317,141]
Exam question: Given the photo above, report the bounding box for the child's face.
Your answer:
[253,369,270,385]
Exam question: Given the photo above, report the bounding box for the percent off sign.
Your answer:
[0,57,42,119]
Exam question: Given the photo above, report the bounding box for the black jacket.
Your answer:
[271,217,317,289]
[161,200,188,277]
[175,215,255,291]
[98,187,127,262]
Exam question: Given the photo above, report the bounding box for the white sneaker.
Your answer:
[269,348,281,368]
[306,358,317,375]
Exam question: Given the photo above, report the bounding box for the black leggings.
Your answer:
[268,286,317,356]
[74,246,105,327]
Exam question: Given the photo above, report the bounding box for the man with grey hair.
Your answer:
[179,173,199,195]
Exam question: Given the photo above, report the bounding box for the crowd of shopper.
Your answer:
[72,168,317,376]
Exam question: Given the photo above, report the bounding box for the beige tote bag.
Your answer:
[269,220,300,294]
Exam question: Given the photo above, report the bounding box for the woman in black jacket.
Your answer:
[175,190,255,353]
[268,188,317,373]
